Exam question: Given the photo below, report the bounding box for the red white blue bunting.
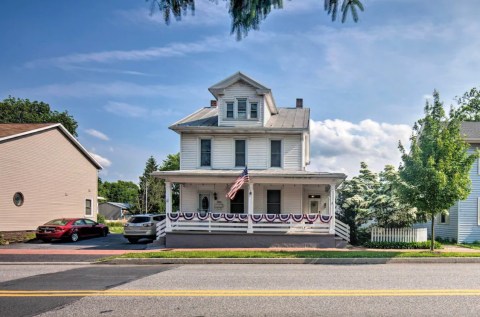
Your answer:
[237,214,249,221]
[210,213,223,221]
[291,214,304,222]
[167,213,180,221]
[264,214,278,222]
[304,214,319,222]
[197,212,209,221]
[182,212,195,221]
[166,212,332,223]
[250,214,264,222]
[223,214,236,222]
[319,214,332,223]
[278,214,291,222]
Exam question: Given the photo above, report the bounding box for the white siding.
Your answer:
[180,184,241,213]
[180,134,197,169]
[283,135,302,170]
[248,138,267,169]
[218,82,264,127]
[212,137,233,168]
[458,146,480,242]
[252,184,302,214]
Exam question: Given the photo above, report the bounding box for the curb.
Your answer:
[102,257,480,265]
[0,262,93,265]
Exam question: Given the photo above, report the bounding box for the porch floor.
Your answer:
[166,232,344,248]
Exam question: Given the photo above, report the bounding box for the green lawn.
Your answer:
[117,250,480,259]
[458,244,480,250]
[108,227,124,234]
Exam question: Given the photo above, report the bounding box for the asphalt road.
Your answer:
[1,263,480,317]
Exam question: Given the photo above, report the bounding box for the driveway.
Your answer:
[0,233,161,251]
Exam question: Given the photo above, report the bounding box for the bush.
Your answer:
[97,213,106,224]
[363,240,442,249]
[106,221,124,227]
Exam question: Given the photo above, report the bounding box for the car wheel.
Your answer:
[128,238,139,244]
[70,232,79,242]
[41,239,51,243]
[101,228,108,237]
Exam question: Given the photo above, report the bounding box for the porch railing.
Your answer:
[166,212,332,234]
[156,219,167,239]
[371,227,427,243]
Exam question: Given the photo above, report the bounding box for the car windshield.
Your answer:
[45,219,70,225]
[128,216,151,223]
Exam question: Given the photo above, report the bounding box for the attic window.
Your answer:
[250,103,258,119]
[226,102,234,118]
[237,99,247,119]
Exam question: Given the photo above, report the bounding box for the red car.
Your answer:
[36,218,109,242]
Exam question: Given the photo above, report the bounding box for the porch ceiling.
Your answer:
[152,169,346,186]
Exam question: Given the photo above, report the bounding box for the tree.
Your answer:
[159,153,180,211]
[0,96,78,136]
[147,0,364,40]
[336,162,378,245]
[453,87,480,121]
[373,165,417,228]
[98,178,140,208]
[138,156,164,214]
[398,90,478,251]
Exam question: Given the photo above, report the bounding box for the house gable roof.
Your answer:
[0,123,102,169]
[208,71,278,114]
[101,202,131,209]
[461,122,480,141]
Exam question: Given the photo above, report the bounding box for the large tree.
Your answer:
[398,90,478,251]
[336,162,378,245]
[0,96,78,136]
[138,156,165,214]
[159,153,180,211]
[147,0,364,40]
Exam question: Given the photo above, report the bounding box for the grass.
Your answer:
[116,250,480,259]
[108,227,124,234]
[458,243,480,250]
[0,231,36,245]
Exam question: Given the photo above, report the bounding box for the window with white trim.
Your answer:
[224,99,259,120]
[237,99,247,119]
[235,140,246,167]
[200,139,211,167]
[270,140,282,167]
[85,199,92,216]
[250,103,258,119]
[226,102,234,118]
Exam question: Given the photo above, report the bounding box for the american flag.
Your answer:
[226,166,249,200]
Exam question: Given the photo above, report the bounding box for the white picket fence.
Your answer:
[371,227,427,243]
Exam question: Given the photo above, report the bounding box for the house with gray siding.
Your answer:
[416,122,480,243]
[99,202,131,220]
[0,123,101,231]
[153,72,349,248]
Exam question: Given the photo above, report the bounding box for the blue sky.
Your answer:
[1,0,480,181]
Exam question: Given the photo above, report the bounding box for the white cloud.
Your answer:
[85,129,110,141]
[307,119,411,177]
[104,101,181,119]
[89,152,112,168]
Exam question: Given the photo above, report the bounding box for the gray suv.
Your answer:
[123,214,165,244]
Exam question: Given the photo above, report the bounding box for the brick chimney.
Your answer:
[210,100,217,108]
[296,98,303,108]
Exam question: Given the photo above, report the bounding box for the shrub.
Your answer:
[363,240,442,249]
[97,213,106,224]
[105,221,124,227]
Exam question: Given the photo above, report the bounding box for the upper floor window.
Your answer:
[201,139,211,167]
[235,140,246,167]
[237,99,247,119]
[226,102,234,118]
[250,103,258,119]
[271,140,282,167]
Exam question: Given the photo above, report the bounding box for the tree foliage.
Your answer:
[0,96,78,136]
[138,156,165,214]
[147,0,364,40]
[453,87,480,121]
[398,90,478,250]
[159,153,180,211]
[98,178,139,208]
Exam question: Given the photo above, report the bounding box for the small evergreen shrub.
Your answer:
[363,240,442,249]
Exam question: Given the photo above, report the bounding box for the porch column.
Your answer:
[165,181,172,232]
[329,183,336,234]
[247,182,254,233]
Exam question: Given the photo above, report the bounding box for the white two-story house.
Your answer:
[153,72,348,248]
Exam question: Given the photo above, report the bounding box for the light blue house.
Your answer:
[416,122,480,243]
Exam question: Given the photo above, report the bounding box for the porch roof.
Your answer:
[152,169,346,186]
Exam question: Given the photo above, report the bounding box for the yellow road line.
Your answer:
[1,289,480,297]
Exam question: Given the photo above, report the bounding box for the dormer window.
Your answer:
[250,103,258,119]
[226,102,234,118]
[237,99,247,119]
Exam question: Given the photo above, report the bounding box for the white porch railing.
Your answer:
[371,227,427,243]
[166,212,332,234]
[334,219,350,242]
[156,219,167,239]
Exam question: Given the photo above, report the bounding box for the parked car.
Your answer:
[36,218,109,242]
[123,214,165,243]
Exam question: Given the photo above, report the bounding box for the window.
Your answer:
[250,103,258,119]
[226,102,234,118]
[200,139,211,167]
[267,190,281,214]
[13,192,24,207]
[74,219,86,226]
[84,219,96,225]
[271,140,282,167]
[85,199,92,216]
[235,140,246,167]
[237,99,247,119]
[230,189,245,213]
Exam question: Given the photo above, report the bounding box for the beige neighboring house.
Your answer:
[0,123,102,231]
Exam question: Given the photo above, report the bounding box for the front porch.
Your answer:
[153,170,349,247]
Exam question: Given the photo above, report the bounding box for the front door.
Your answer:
[198,193,211,214]
[230,189,244,214]
[267,190,281,214]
